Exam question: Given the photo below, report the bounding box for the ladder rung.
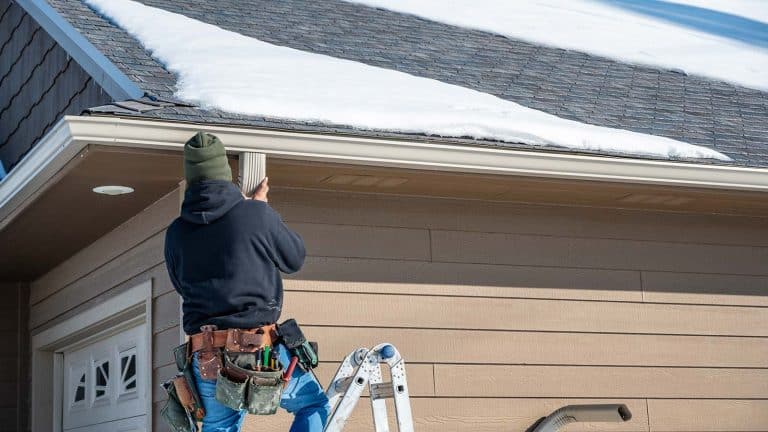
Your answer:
[370,382,394,400]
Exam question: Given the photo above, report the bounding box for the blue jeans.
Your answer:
[192,345,330,432]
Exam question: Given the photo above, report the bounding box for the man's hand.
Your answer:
[252,177,269,202]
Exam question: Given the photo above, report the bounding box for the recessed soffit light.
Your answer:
[93,185,135,195]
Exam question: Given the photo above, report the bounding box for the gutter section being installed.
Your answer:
[3,115,768,230]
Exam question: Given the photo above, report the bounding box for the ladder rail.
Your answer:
[387,357,414,432]
[323,344,630,432]
[323,343,414,432]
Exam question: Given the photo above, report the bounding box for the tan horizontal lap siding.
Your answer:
[271,188,768,247]
[288,257,768,306]
[283,291,768,336]
[252,399,768,432]
[28,188,183,432]
[435,365,768,398]
[267,190,768,432]
[288,327,768,368]
[249,398,651,432]
[28,185,768,432]
[430,229,768,275]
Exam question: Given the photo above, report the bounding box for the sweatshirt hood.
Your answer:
[181,180,243,224]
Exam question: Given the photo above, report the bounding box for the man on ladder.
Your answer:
[163,132,330,431]
[160,132,630,432]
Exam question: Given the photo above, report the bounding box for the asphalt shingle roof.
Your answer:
[48,0,768,167]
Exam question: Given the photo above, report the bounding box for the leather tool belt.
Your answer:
[190,324,284,415]
[160,322,286,429]
[190,324,278,380]
[189,324,279,353]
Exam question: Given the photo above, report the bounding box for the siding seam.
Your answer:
[645,398,651,432]
[432,363,436,396]
[427,228,433,261]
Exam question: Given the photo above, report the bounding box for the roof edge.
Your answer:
[72,115,768,192]
[3,114,768,231]
[16,0,143,100]
[0,118,83,232]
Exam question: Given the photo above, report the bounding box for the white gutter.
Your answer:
[15,0,143,100]
[2,115,768,229]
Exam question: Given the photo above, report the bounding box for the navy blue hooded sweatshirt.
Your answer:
[164,180,306,335]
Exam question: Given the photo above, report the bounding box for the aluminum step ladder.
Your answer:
[324,343,413,432]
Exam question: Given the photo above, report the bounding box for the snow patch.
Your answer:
[84,0,730,161]
[347,0,768,90]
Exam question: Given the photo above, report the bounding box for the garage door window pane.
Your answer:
[119,348,137,394]
[72,369,86,406]
[94,359,110,400]
[75,374,86,402]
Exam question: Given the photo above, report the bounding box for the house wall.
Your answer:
[28,186,768,431]
[0,0,112,172]
[28,186,182,432]
[263,188,768,432]
[0,282,28,432]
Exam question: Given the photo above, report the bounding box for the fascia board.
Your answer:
[71,116,768,192]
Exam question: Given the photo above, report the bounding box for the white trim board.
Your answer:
[14,0,143,100]
[32,280,151,348]
[3,115,768,232]
[31,280,153,432]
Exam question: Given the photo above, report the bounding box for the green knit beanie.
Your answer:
[183,132,232,184]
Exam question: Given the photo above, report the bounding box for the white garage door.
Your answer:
[62,323,148,432]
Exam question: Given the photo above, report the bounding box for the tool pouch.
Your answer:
[159,342,205,429]
[160,376,198,432]
[215,353,284,415]
[278,319,319,370]
[198,325,223,380]
[215,367,247,411]
[247,370,284,415]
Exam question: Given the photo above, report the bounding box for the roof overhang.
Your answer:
[3,114,768,280]
[4,114,768,233]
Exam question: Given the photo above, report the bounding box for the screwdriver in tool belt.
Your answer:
[263,345,271,369]
[270,346,279,370]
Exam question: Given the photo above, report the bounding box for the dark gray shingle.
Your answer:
[50,0,768,167]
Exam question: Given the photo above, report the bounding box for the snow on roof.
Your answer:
[347,0,768,91]
[84,0,730,161]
